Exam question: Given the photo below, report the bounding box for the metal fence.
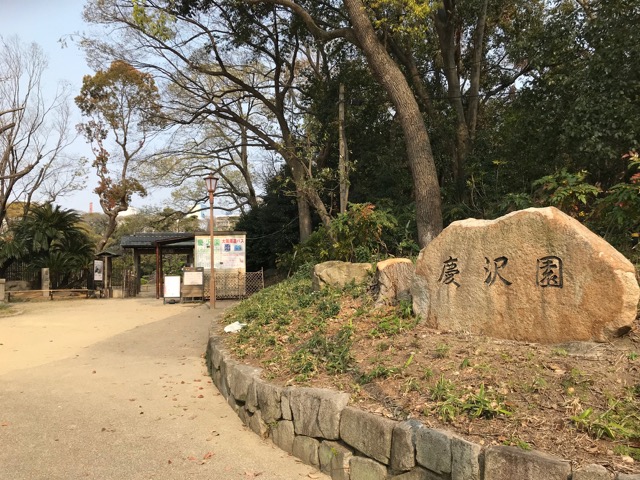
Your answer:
[111,269,265,300]
[203,270,265,300]
[5,264,267,300]
[245,271,265,296]
[122,269,138,297]
[3,262,41,288]
[111,265,125,287]
[3,262,90,290]
[50,268,91,290]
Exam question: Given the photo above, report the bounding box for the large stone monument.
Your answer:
[412,207,639,343]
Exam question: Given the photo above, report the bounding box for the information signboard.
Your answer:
[94,260,104,282]
[195,234,246,271]
[182,267,204,302]
[184,270,203,286]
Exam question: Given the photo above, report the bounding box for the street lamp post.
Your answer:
[205,175,219,308]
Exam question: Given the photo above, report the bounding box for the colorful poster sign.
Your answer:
[195,234,246,271]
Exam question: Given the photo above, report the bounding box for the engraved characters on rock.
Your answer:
[437,255,564,289]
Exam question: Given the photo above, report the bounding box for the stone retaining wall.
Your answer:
[206,335,639,480]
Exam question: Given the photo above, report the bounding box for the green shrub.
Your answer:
[277,203,399,273]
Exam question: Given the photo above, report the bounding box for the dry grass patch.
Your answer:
[220,270,640,474]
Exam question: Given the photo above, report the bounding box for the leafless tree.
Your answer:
[141,69,269,216]
[81,1,334,242]
[0,36,85,227]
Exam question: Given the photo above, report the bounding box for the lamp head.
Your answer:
[205,174,219,193]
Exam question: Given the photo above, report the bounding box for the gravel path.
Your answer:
[0,298,328,480]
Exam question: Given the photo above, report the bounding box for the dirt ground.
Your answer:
[220,296,640,476]
[0,298,329,480]
[0,297,179,375]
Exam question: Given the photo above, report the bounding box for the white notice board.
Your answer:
[164,276,181,301]
[184,271,203,286]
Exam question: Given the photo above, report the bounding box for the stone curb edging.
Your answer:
[206,334,638,480]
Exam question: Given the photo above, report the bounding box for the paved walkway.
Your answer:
[0,298,328,480]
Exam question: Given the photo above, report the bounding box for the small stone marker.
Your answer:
[375,258,415,305]
[412,207,639,343]
[312,261,373,291]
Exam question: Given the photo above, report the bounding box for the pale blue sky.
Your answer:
[1,0,90,91]
[0,0,168,212]
[1,0,99,211]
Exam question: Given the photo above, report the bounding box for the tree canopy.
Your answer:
[76,60,163,251]
[74,0,640,270]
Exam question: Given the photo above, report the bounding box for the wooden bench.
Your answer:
[6,289,93,302]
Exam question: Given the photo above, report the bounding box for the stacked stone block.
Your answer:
[207,335,637,480]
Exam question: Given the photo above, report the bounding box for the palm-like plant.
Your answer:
[0,203,95,286]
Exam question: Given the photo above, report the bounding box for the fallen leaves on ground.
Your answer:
[222,295,640,474]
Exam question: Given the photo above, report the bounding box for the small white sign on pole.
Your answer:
[94,260,104,282]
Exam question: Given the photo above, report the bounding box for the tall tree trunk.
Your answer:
[290,158,335,242]
[344,0,443,246]
[240,125,260,209]
[97,212,118,253]
[435,0,488,201]
[290,162,313,241]
[281,113,334,242]
[296,194,312,242]
[338,83,349,214]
